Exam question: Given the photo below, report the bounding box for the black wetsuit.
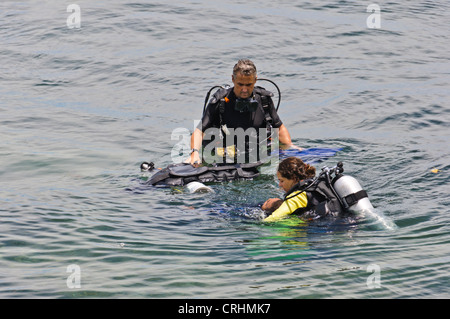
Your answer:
[200,87,283,132]
[199,87,283,163]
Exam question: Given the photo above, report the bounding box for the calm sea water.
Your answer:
[1,1,449,299]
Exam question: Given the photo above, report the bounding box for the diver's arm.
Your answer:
[189,128,204,166]
[278,124,303,150]
[263,200,295,222]
[263,191,308,222]
[262,198,280,211]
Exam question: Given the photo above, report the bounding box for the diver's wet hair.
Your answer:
[233,59,257,77]
[278,157,316,181]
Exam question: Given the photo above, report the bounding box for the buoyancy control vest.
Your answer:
[145,162,263,186]
[202,86,278,163]
[207,86,276,131]
[283,177,345,219]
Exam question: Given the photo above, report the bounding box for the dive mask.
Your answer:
[235,97,259,112]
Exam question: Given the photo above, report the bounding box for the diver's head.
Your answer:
[277,157,316,192]
[232,59,257,99]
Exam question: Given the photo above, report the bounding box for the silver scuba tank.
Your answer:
[333,175,374,213]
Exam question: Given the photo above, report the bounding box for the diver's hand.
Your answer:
[189,151,201,167]
[290,144,304,151]
[262,198,280,211]
[280,143,304,151]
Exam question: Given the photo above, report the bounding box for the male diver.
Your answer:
[189,59,301,166]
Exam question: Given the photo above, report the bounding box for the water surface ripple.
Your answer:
[0,1,449,298]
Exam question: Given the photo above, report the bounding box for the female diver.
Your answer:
[262,157,316,222]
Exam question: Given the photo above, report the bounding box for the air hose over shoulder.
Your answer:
[257,78,281,111]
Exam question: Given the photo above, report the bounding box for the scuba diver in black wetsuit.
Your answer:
[143,60,304,187]
[188,59,302,167]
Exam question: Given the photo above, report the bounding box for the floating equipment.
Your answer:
[142,161,263,187]
[185,181,214,193]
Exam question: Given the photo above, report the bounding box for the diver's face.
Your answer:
[276,172,298,193]
[232,73,257,99]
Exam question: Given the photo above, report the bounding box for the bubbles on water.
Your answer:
[357,208,397,231]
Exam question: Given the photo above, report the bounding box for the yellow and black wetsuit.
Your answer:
[263,191,308,222]
[263,177,346,222]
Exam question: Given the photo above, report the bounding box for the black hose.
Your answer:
[202,85,224,116]
[257,78,281,111]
